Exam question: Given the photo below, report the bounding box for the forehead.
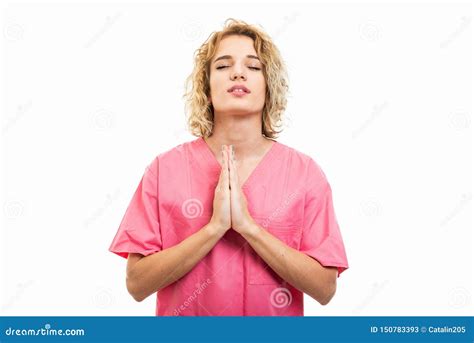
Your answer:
[215,35,257,56]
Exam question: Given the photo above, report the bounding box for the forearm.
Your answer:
[242,223,336,305]
[127,223,224,301]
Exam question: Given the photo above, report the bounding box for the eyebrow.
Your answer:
[213,54,260,64]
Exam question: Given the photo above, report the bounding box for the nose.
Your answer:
[230,66,247,81]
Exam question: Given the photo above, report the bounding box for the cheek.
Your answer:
[253,76,266,98]
[255,74,266,90]
[209,73,226,94]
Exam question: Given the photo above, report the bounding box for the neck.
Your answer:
[204,111,272,159]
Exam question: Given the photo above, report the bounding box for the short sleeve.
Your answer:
[108,157,163,259]
[300,159,349,278]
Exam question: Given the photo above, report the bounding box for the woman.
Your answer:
[109,18,349,316]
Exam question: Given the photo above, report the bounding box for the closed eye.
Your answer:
[216,66,261,71]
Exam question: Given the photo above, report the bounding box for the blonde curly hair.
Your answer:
[183,18,289,139]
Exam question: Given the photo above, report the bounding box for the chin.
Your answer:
[216,107,257,115]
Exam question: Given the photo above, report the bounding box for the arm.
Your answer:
[126,223,225,302]
[126,145,232,302]
[242,224,338,305]
[227,145,338,305]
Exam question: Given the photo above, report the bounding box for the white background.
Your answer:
[1,0,472,316]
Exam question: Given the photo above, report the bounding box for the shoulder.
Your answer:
[276,141,330,196]
[145,138,200,176]
[276,141,328,182]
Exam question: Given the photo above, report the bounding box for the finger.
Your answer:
[229,145,239,189]
[216,145,226,192]
[222,145,230,191]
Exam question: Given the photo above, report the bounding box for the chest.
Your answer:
[236,158,260,187]
[159,149,305,227]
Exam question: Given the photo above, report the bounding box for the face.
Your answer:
[208,35,266,116]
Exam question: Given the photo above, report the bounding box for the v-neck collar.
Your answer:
[196,136,279,189]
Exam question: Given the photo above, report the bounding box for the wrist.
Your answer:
[240,221,262,243]
[205,221,228,239]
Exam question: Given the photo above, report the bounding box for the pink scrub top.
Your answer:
[109,137,349,316]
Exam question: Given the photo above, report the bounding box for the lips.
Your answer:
[227,85,250,93]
